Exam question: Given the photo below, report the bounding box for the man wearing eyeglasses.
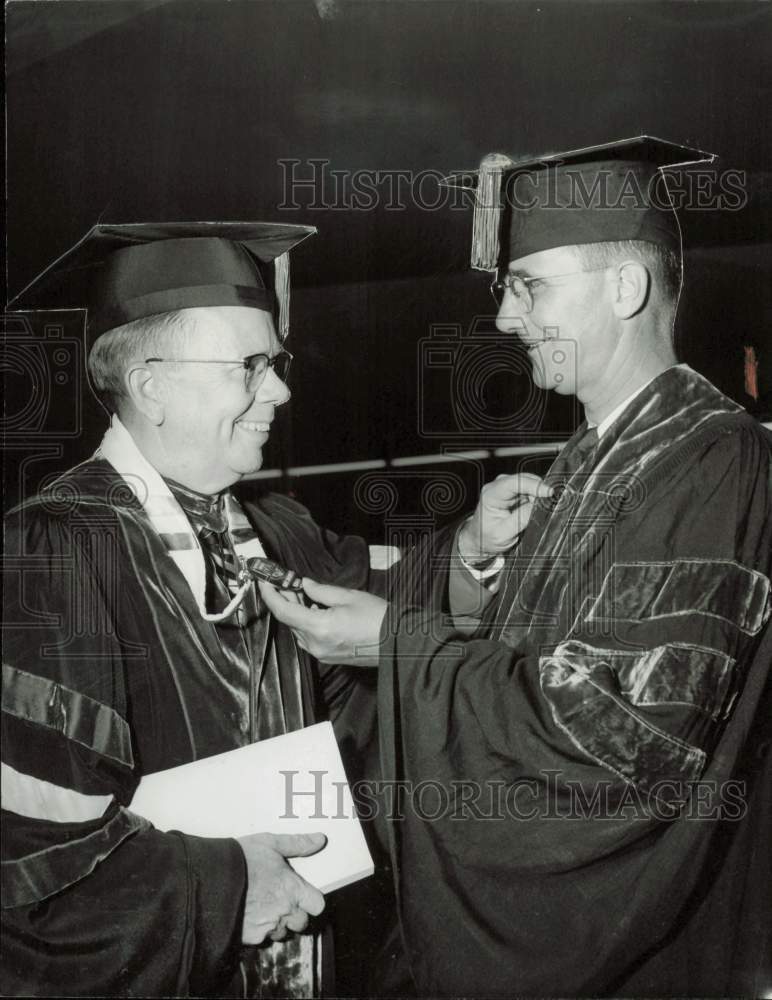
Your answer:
[262,140,772,995]
[2,224,380,998]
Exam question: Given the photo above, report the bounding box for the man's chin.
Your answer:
[546,375,575,395]
[229,447,266,479]
[528,347,575,395]
[529,360,561,392]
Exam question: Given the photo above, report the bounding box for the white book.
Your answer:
[130,721,374,894]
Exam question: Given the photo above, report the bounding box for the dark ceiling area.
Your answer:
[5,0,772,533]
[7,0,772,290]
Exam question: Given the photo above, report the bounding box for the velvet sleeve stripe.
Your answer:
[1,806,150,908]
[547,640,737,722]
[586,560,771,637]
[539,645,708,796]
[2,663,134,768]
[1,762,114,823]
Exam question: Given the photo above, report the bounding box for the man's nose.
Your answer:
[495,292,526,335]
[256,367,291,406]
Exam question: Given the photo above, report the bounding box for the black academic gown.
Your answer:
[377,366,772,996]
[1,459,373,997]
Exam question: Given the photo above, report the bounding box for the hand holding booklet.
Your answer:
[130,721,373,894]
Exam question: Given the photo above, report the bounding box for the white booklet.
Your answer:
[130,721,374,894]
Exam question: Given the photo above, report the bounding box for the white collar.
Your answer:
[96,414,265,620]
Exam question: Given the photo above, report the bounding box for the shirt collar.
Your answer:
[164,477,228,532]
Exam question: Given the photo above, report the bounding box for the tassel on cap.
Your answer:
[274,250,290,341]
[471,152,516,272]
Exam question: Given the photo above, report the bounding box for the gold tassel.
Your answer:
[471,152,515,272]
[274,251,290,341]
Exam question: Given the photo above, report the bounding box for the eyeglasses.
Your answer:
[490,266,610,312]
[144,350,293,391]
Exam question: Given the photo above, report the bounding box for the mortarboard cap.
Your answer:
[7,221,317,346]
[443,136,715,271]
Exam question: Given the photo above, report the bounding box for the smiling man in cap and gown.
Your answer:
[1,223,384,998]
[261,138,772,996]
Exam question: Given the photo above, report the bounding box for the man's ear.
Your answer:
[612,260,650,319]
[125,364,165,424]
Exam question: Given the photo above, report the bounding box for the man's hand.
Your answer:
[258,578,388,667]
[236,832,327,945]
[458,473,553,562]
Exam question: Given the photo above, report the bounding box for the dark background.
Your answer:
[5,0,772,542]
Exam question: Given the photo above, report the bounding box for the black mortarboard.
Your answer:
[7,221,317,345]
[444,136,715,270]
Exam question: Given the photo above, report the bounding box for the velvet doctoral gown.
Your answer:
[378,365,772,996]
[2,454,373,998]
